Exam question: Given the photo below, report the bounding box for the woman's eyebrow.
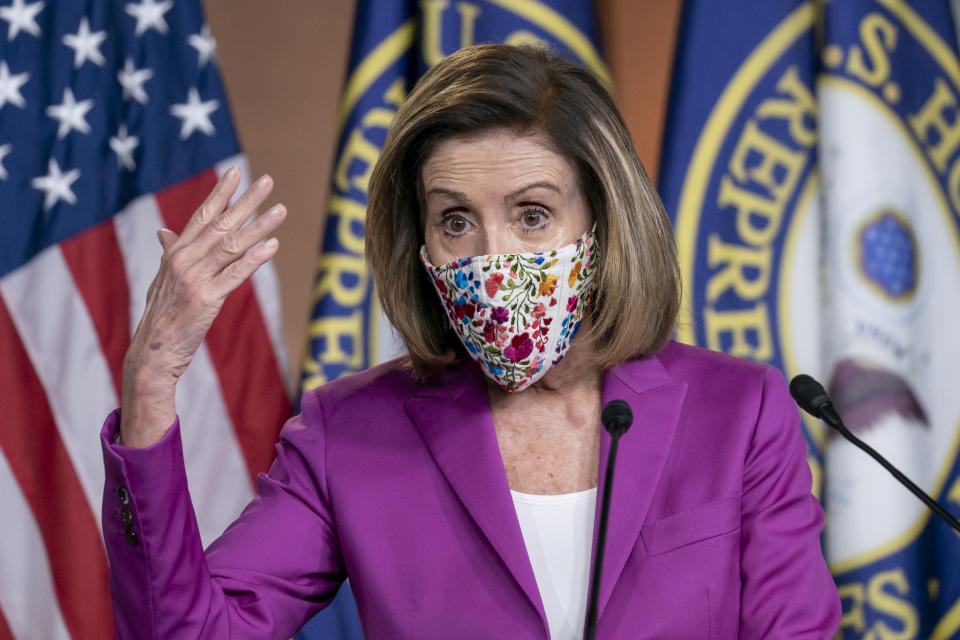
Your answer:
[425,187,471,203]
[504,181,562,202]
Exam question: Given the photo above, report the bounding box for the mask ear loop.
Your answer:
[419,244,435,270]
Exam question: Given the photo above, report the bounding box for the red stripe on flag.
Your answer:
[154,171,290,481]
[0,607,13,640]
[60,219,131,396]
[0,296,115,640]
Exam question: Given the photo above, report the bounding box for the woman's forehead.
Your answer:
[421,129,576,193]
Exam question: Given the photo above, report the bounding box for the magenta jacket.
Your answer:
[100,341,841,638]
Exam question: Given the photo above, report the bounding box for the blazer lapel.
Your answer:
[404,363,547,630]
[591,353,688,623]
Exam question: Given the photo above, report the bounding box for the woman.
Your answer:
[102,44,841,638]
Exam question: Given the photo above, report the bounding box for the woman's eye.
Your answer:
[520,209,547,229]
[442,214,469,235]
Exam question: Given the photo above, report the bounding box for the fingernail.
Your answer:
[226,165,239,177]
[267,205,284,217]
[257,175,272,188]
[265,238,279,249]
[156,229,163,246]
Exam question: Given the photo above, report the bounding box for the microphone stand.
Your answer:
[584,400,632,640]
[821,406,960,534]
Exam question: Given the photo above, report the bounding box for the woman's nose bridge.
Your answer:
[476,213,509,255]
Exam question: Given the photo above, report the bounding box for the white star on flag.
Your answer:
[0,143,11,180]
[0,0,43,41]
[31,158,80,210]
[63,16,107,68]
[0,60,29,109]
[109,124,139,171]
[117,58,153,104]
[125,0,173,37]
[170,87,219,139]
[188,24,216,68]
[46,87,94,139]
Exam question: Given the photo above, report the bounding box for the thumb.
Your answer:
[156,228,179,252]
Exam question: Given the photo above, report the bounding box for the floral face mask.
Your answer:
[419,226,596,392]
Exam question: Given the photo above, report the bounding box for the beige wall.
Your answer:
[203,0,681,383]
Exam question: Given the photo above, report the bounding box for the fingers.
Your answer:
[157,228,179,252]
[200,201,287,277]
[214,236,280,296]
[209,174,274,236]
[177,166,243,246]
[181,173,276,263]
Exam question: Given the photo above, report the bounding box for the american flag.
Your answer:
[0,1,291,638]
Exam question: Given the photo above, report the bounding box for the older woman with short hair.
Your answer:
[103,44,841,639]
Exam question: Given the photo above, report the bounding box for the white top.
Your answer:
[511,487,597,640]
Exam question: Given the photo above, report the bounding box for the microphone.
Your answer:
[601,400,633,437]
[584,400,633,640]
[789,374,960,534]
[788,373,842,428]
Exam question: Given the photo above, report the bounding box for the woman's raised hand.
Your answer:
[119,167,286,448]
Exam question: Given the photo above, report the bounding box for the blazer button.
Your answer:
[118,486,130,505]
[124,527,139,547]
[120,506,134,527]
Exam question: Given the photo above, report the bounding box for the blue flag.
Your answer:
[660,0,960,637]
[297,1,606,637]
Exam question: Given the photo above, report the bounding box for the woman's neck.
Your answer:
[485,329,603,493]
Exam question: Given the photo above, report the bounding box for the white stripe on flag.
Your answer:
[216,154,291,393]
[179,344,257,546]
[0,448,71,640]
[0,247,115,523]
[113,193,254,546]
[112,194,164,345]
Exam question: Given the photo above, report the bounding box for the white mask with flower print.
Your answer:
[419,227,596,392]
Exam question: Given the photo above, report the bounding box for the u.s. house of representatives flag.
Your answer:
[659,0,960,637]
[0,1,289,638]
[297,1,607,637]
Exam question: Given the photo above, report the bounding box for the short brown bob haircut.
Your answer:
[366,44,680,376]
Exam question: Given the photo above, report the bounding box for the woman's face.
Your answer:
[421,128,592,264]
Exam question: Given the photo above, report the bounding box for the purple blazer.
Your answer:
[100,341,841,638]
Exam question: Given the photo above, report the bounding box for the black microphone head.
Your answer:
[789,374,832,419]
[601,400,633,438]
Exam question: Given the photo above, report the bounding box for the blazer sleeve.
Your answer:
[100,389,345,640]
[738,368,841,638]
